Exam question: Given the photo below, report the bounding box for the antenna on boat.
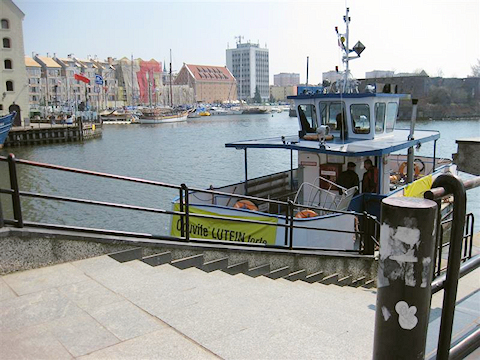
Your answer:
[335,7,365,93]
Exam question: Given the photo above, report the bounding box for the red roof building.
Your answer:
[174,64,237,103]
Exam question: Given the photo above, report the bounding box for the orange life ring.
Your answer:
[398,161,420,176]
[233,199,258,211]
[295,209,318,218]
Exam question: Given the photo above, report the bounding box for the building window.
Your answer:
[4,59,12,69]
[3,37,11,48]
[6,80,14,91]
[1,19,8,29]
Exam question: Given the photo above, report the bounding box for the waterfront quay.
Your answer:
[4,122,102,147]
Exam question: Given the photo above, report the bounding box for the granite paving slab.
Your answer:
[0,324,73,360]
[45,313,120,357]
[78,328,219,360]
[206,320,365,360]
[0,277,17,301]
[0,288,84,332]
[57,279,124,313]
[2,263,88,296]
[88,299,167,341]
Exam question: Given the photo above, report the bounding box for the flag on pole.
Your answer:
[74,73,90,84]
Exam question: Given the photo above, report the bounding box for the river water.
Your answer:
[1,112,479,234]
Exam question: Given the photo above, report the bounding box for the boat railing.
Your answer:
[0,154,377,254]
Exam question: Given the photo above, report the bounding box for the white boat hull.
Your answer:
[138,113,188,124]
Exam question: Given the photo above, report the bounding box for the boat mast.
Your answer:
[169,49,173,107]
[343,8,350,93]
[130,54,134,107]
[335,7,365,93]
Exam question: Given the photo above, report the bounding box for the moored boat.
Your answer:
[138,108,189,124]
[0,112,15,149]
[169,8,456,251]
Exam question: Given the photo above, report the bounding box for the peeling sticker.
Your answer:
[378,220,422,288]
[382,306,391,321]
[395,301,418,330]
[421,257,432,288]
[404,263,416,287]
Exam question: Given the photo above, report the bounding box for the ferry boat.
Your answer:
[0,112,15,149]
[170,9,455,251]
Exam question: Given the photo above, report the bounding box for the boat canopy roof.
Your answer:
[225,129,440,157]
[287,93,410,100]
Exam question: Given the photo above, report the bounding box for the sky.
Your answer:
[15,0,480,84]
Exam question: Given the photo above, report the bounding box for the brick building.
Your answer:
[174,64,237,103]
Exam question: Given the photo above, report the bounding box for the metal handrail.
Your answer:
[424,173,479,360]
[0,154,375,253]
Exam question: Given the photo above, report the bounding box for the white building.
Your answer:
[1,0,28,125]
[274,73,300,87]
[226,41,269,101]
[322,70,343,84]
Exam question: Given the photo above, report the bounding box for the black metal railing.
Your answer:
[0,154,378,254]
[423,174,480,360]
[373,173,479,360]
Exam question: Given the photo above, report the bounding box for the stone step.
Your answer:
[362,279,376,289]
[246,264,270,278]
[202,257,229,273]
[223,261,249,275]
[320,273,339,285]
[142,252,172,267]
[122,259,159,275]
[283,269,307,281]
[337,275,353,287]
[304,271,324,283]
[107,247,143,263]
[351,276,367,287]
[170,254,204,270]
[265,266,290,279]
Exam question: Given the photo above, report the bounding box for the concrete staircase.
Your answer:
[108,247,376,289]
[1,248,478,359]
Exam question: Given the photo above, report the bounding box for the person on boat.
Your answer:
[298,107,315,135]
[337,162,359,195]
[335,111,348,140]
[362,159,379,193]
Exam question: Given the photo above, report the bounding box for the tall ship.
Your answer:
[169,8,455,251]
[138,108,188,124]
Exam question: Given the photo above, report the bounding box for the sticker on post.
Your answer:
[395,301,418,330]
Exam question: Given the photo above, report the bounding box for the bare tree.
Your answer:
[471,59,480,77]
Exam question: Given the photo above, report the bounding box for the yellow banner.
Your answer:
[171,204,278,245]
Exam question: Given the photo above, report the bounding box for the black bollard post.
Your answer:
[373,197,437,360]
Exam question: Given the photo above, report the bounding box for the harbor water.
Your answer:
[1,112,479,235]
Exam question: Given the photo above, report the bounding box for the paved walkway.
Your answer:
[0,255,478,359]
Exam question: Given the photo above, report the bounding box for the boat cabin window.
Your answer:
[319,101,346,130]
[350,104,370,134]
[298,104,317,133]
[386,102,398,132]
[375,103,386,133]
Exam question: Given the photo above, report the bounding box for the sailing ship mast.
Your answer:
[169,49,173,107]
[130,54,134,106]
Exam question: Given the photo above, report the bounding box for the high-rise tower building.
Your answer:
[226,39,269,101]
